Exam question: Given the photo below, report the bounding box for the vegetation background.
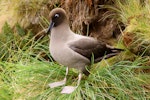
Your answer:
[0,0,150,100]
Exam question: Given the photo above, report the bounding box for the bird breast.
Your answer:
[49,41,90,70]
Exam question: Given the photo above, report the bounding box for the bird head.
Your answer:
[47,8,68,34]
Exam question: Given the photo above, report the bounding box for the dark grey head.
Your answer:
[47,8,68,34]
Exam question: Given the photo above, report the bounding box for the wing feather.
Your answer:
[69,38,123,63]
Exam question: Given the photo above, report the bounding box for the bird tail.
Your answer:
[94,47,124,63]
[110,48,124,53]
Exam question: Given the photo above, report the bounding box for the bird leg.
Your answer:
[49,67,68,88]
[61,72,82,94]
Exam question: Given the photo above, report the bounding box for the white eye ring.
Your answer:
[55,14,59,18]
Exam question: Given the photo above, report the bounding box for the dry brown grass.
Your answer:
[63,0,124,44]
[0,0,124,44]
[115,0,150,56]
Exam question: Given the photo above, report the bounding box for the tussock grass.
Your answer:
[0,59,149,99]
[0,22,50,62]
[0,0,59,35]
[113,0,150,56]
[0,0,50,28]
[103,0,150,55]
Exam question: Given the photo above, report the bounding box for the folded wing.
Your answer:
[69,38,123,63]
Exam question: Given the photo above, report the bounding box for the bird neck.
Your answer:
[50,23,74,42]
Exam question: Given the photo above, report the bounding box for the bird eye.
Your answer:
[54,14,59,18]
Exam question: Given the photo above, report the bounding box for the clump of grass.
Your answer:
[0,0,49,27]
[113,0,150,56]
[0,22,50,62]
[0,59,149,99]
[65,0,123,45]
[0,0,61,35]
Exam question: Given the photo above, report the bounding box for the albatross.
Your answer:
[47,8,123,94]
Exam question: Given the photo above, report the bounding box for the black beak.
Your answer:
[46,21,55,34]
